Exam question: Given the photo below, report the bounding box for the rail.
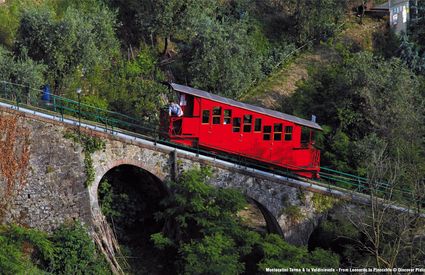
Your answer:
[0,81,423,209]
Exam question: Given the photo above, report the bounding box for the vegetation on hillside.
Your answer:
[0,221,110,274]
[99,167,339,274]
[1,0,425,272]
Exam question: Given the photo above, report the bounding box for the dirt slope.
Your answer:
[243,15,386,110]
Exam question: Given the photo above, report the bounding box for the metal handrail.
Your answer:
[0,81,422,207]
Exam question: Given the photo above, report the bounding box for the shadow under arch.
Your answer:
[89,159,168,219]
[93,164,170,273]
[246,197,285,238]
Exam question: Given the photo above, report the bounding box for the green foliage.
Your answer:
[0,0,43,48]
[292,0,347,44]
[49,221,111,274]
[83,153,95,188]
[98,179,120,220]
[155,167,248,239]
[0,224,53,274]
[0,222,110,274]
[180,233,244,275]
[0,46,46,90]
[257,234,339,271]
[81,94,109,111]
[286,50,424,173]
[409,1,425,48]
[64,131,105,187]
[14,2,119,93]
[398,35,425,74]
[311,194,338,213]
[150,232,173,250]
[152,167,339,273]
[126,47,157,77]
[63,131,105,154]
[255,0,347,45]
[283,205,305,222]
[0,235,43,274]
[187,18,264,98]
[102,50,169,122]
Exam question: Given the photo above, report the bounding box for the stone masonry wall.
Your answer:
[0,108,90,231]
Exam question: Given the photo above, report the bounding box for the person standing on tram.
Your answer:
[168,102,183,117]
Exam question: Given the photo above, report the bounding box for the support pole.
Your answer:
[170,149,178,181]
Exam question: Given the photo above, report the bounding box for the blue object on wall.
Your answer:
[42,84,51,101]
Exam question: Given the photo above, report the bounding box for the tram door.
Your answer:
[271,123,283,164]
[206,106,221,147]
[262,125,273,161]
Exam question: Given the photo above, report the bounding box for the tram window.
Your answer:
[254,118,262,132]
[233,117,241,132]
[301,127,310,144]
[212,107,221,124]
[263,126,271,140]
[243,115,252,132]
[224,109,232,124]
[202,110,210,124]
[274,123,282,141]
[285,126,293,141]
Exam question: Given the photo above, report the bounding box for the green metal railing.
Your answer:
[0,81,422,207]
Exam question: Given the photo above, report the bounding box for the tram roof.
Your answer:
[170,83,322,130]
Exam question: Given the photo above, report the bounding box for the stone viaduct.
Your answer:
[0,104,337,246]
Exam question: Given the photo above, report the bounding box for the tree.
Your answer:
[151,167,339,273]
[0,0,34,48]
[14,4,119,94]
[103,47,169,122]
[258,234,339,270]
[286,51,424,173]
[50,221,111,274]
[0,46,46,99]
[187,17,264,98]
[256,0,347,45]
[110,0,217,53]
[409,0,425,48]
[180,233,244,275]
[398,35,425,74]
[0,222,111,274]
[292,0,347,44]
[345,145,425,268]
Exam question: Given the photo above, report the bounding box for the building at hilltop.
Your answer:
[369,0,410,33]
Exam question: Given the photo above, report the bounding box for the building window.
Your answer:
[224,109,232,124]
[243,115,252,132]
[212,107,221,124]
[285,126,293,141]
[254,118,262,132]
[274,123,282,141]
[233,117,241,132]
[263,126,271,140]
[202,110,210,124]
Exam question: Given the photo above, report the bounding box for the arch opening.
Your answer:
[239,197,285,238]
[97,164,168,273]
[307,212,362,268]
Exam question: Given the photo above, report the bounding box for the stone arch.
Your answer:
[245,196,285,238]
[88,159,169,273]
[88,159,167,220]
[207,171,288,238]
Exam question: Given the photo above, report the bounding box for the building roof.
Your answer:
[373,0,409,10]
[170,83,322,131]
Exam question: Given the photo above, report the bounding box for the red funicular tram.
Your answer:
[161,83,322,178]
